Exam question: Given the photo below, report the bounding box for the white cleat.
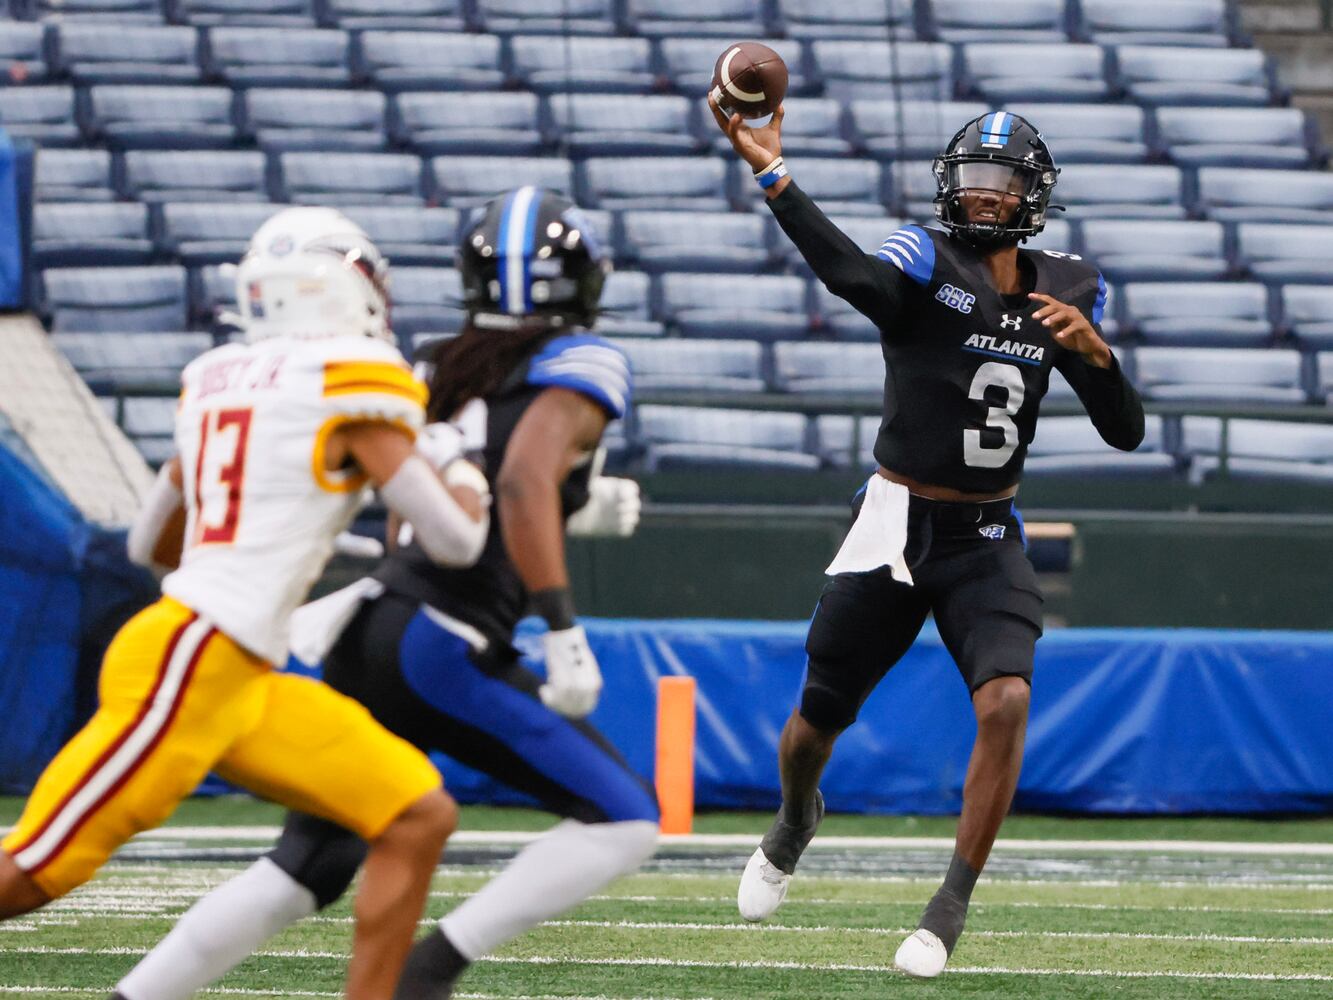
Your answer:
[894,928,949,978]
[737,847,791,922]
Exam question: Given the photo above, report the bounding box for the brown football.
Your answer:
[709,41,788,120]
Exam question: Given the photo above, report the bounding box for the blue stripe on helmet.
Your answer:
[495,188,519,314]
[520,185,542,313]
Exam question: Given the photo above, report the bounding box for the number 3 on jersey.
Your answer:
[193,407,253,546]
[964,362,1024,469]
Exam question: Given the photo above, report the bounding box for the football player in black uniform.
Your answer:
[711,100,1145,977]
[109,188,658,1000]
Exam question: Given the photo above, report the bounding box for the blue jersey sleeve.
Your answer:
[875,225,935,286]
[525,334,632,419]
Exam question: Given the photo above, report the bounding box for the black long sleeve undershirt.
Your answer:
[1055,349,1146,452]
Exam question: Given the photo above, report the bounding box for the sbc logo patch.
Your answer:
[978,524,1006,540]
[935,284,975,314]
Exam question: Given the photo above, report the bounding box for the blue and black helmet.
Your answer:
[933,112,1059,247]
[457,186,610,331]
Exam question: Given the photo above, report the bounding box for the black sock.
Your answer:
[392,928,471,1000]
[918,852,980,954]
[761,790,824,874]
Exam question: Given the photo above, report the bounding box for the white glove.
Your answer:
[333,531,384,559]
[566,477,641,538]
[415,421,466,470]
[539,625,603,718]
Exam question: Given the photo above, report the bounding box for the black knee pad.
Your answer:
[268,812,369,910]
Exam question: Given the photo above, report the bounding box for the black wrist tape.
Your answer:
[531,587,576,631]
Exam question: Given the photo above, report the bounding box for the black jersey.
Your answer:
[373,333,632,649]
[770,183,1144,493]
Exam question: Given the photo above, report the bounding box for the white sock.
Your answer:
[440,819,657,960]
[115,858,317,1000]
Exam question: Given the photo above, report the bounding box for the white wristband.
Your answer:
[754,156,788,190]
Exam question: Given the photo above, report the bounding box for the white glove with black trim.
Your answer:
[539,625,603,718]
[415,421,466,470]
[566,477,641,538]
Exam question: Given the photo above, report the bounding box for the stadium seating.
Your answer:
[42,265,189,333]
[777,214,905,276]
[1237,224,1333,285]
[847,100,990,160]
[188,262,236,325]
[475,0,616,36]
[0,21,50,84]
[622,0,767,39]
[1155,107,1321,169]
[812,41,954,102]
[33,148,116,201]
[242,89,387,152]
[1055,165,1187,219]
[732,97,851,158]
[280,151,422,205]
[172,0,317,27]
[596,270,663,338]
[611,337,766,393]
[1025,414,1175,478]
[52,24,200,85]
[659,273,809,341]
[814,413,879,468]
[1122,282,1272,348]
[620,211,772,274]
[663,38,809,101]
[1022,217,1078,256]
[1279,286,1333,350]
[772,341,883,394]
[206,28,351,88]
[324,0,465,31]
[1081,221,1229,283]
[738,158,885,216]
[124,150,268,202]
[1181,417,1333,485]
[775,0,916,40]
[0,86,79,147]
[431,155,576,208]
[1134,347,1306,404]
[1319,353,1333,405]
[926,0,1069,43]
[157,201,277,265]
[811,282,879,342]
[392,92,543,156]
[1115,46,1277,107]
[509,35,655,95]
[346,205,460,267]
[85,86,236,149]
[581,157,727,212]
[549,95,703,157]
[637,404,819,471]
[359,32,504,92]
[33,202,154,268]
[388,266,464,338]
[1076,0,1233,48]
[960,43,1111,103]
[1006,102,1149,163]
[52,332,212,391]
[32,0,163,23]
[1195,167,1333,224]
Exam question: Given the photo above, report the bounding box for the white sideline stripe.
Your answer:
[25,826,1331,858]
[8,948,1333,982]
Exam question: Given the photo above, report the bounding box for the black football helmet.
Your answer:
[933,112,1059,248]
[457,186,610,331]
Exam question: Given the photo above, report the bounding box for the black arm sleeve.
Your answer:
[766,181,910,329]
[1055,349,1146,452]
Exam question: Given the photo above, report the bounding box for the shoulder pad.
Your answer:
[320,338,426,430]
[875,225,935,286]
[526,334,632,419]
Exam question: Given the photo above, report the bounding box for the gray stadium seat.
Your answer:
[34,148,115,202]
[324,0,466,31]
[1077,0,1231,48]
[1007,102,1149,164]
[120,397,177,437]
[1195,168,1333,224]
[510,35,655,95]
[847,100,990,161]
[33,202,154,268]
[475,0,615,35]
[52,332,212,391]
[961,43,1111,103]
[359,32,504,92]
[1021,218,1078,256]
[637,405,819,471]
[280,151,422,205]
[1135,347,1305,404]
[927,0,1069,43]
[1081,220,1228,283]
[812,41,954,102]
[776,0,916,40]
[85,86,236,149]
[1237,224,1333,286]
[393,91,543,156]
[207,28,351,88]
[1115,46,1276,107]
[889,160,944,220]
[660,273,810,341]
[1181,417,1333,486]
[172,0,317,26]
[0,22,51,85]
[158,201,279,264]
[389,267,464,338]
[1123,282,1272,348]
[53,24,200,85]
[623,0,766,38]
[596,270,663,338]
[549,94,702,156]
[1055,164,1187,219]
[189,262,237,324]
[737,158,885,216]
[581,157,727,212]
[1319,353,1333,405]
[777,214,906,276]
[430,156,575,208]
[814,413,880,468]
[32,0,162,22]
[343,205,460,268]
[1155,108,1320,170]
[773,341,883,394]
[0,86,78,147]
[1280,286,1333,351]
[124,150,268,202]
[243,89,386,152]
[664,38,809,102]
[729,97,851,159]
[811,281,880,342]
[610,337,765,393]
[42,266,189,333]
[620,211,772,275]
[1025,414,1175,478]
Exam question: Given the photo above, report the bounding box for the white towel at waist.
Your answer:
[287,577,385,669]
[824,475,913,584]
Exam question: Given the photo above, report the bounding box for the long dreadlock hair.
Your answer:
[424,318,558,423]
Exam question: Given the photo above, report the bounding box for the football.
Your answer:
[709,41,788,120]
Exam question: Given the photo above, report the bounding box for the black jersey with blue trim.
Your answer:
[768,182,1144,493]
[374,332,631,649]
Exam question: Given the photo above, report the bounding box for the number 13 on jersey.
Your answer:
[192,407,254,547]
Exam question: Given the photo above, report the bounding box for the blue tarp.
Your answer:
[0,129,30,308]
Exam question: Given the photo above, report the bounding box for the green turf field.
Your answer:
[2,797,1330,999]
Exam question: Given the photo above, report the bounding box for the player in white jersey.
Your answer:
[0,208,490,1000]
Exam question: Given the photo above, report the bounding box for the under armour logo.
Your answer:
[1000,314,1023,331]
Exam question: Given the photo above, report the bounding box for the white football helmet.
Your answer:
[236,206,392,344]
